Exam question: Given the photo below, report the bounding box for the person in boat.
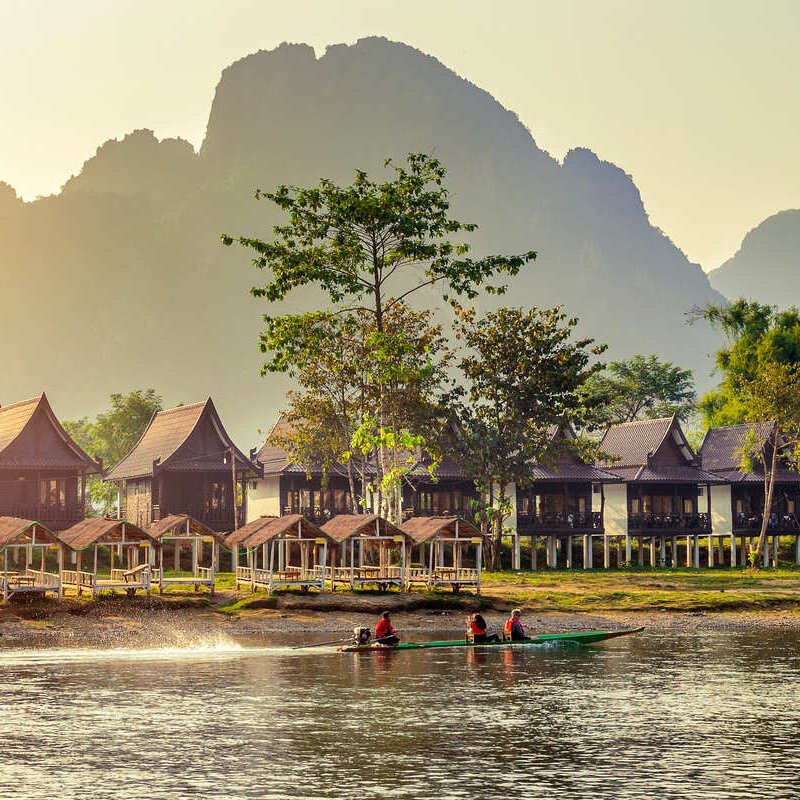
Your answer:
[504,609,528,641]
[467,613,500,644]
[374,611,400,646]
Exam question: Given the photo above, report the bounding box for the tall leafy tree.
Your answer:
[65,390,162,515]
[223,153,535,519]
[452,306,606,568]
[582,354,695,425]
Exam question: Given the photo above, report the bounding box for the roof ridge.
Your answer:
[609,416,674,428]
[0,394,43,413]
[153,400,207,416]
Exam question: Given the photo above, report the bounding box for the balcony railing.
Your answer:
[283,506,353,525]
[516,511,603,532]
[0,504,84,530]
[405,507,477,522]
[734,512,800,533]
[156,505,244,532]
[628,512,711,532]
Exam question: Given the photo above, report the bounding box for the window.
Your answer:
[683,498,694,514]
[39,478,66,508]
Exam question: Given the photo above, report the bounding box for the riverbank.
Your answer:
[1,568,799,649]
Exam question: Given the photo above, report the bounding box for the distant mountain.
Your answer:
[0,37,724,445]
[708,210,800,307]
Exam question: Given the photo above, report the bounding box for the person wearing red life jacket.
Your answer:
[374,611,400,646]
[504,608,528,641]
[467,613,500,644]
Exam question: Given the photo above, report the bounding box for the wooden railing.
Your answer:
[628,512,711,532]
[62,570,95,588]
[2,504,84,529]
[516,511,602,531]
[734,512,800,532]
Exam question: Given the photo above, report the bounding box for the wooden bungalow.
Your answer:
[401,516,483,592]
[0,394,100,530]
[58,518,156,597]
[400,457,479,521]
[147,514,223,593]
[247,416,358,526]
[700,422,800,567]
[599,415,725,568]
[0,517,62,600]
[513,425,622,569]
[228,514,331,593]
[105,398,261,534]
[320,515,411,590]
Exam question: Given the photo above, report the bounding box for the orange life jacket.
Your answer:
[469,620,486,636]
[504,618,515,633]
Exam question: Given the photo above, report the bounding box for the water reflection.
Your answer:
[1,630,799,799]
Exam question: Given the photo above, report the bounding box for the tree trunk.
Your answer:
[753,433,779,568]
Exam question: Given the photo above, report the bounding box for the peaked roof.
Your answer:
[401,515,482,543]
[0,517,59,547]
[699,422,800,483]
[106,398,260,481]
[0,394,100,471]
[320,514,409,543]
[226,514,330,549]
[58,518,154,549]
[147,514,223,541]
[599,415,723,483]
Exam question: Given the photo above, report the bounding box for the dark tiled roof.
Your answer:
[623,465,727,484]
[0,394,100,471]
[0,517,59,547]
[528,463,622,482]
[401,515,481,543]
[699,423,773,472]
[599,417,675,468]
[106,398,259,481]
[320,514,408,543]
[228,514,330,549]
[58,518,154,549]
[147,514,222,541]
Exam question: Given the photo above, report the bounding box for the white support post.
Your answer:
[671,537,677,568]
[795,536,800,566]
[659,537,666,567]
[531,537,537,570]
[707,534,714,568]
[512,534,521,571]
[603,536,610,569]
[686,536,693,567]
[763,537,769,568]
[625,535,632,566]
[773,535,779,568]
[566,536,573,569]
[649,538,656,568]
[693,535,700,569]
[637,537,644,567]
[584,535,593,570]
[730,533,737,568]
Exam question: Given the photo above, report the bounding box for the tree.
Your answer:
[581,354,695,425]
[451,306,606,568]
[695,299,800,566]
[738,362,800,565]
[693,299,800,427]
[64,390,162,515]
[223,153,535,519]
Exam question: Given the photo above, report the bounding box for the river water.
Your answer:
[0,628,798,800]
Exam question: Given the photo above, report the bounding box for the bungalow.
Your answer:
[699,422,800,567]
[599,415,724,567]
[0,394,100,530]
[105,398,261,532]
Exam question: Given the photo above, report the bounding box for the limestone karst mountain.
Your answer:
[0,37,724,443]
[708,210,800,307]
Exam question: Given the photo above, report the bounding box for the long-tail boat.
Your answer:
[338,627,643,652]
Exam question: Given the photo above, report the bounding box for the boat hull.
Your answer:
[337,627,644,652]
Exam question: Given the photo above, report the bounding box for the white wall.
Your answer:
[603,483,628,536]
[504,482,517,533]
[709,483,732,537]
[246,476,281,523]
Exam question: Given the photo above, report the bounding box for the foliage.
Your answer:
[451,305,606,568]
[64,390,162,515]
[581,354,695,425]
[693,299,800,427]
[225,154,534,521]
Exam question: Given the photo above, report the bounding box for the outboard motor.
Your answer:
[353,626,371,646]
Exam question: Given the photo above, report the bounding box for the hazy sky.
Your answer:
[0,0,797,269]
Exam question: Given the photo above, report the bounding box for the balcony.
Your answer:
[0,503,84,531]
[516,511,602,533]
[282,506,353,525]
[405,507,477,522]
[155,504,244,532]
[734,512,800,533]
[628,512,710,533]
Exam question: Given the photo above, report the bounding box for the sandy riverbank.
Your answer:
[1,590,799,650]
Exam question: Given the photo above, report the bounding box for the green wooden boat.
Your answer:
[338,627,643,652]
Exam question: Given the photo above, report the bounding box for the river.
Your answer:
[0,628,798,799]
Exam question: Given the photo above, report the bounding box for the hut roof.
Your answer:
[58,518,154,549]
[320,514,408,543]
[0,516,59,547]
[0,394,100,471]
[106,398,260,481]
[599,416,679,469]
[230,514,330,549]
[147,514,222,541]
[401,515,482,544]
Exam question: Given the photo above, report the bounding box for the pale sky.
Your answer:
[0,0,797,269]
